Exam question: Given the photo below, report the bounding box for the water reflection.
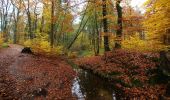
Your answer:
[72,77,85,100]
[72,69,117,100]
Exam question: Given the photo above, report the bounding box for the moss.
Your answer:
[120,80,132,88]
[108,72,122,76]
[2,43,9,48]
[131,79,143,87]
[78,48,105,57]
[78,50,94,57]
[66,60,79,69]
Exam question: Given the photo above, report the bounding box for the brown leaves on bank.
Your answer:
[75,49,167,99]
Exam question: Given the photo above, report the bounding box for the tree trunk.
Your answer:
[115,0,123,48]
[28,12,33,39]
[27,0,33,39]
[13,9,20,44]
[13,22,17,44]
[34,14,38,34]
[50,0,55,48]
[102,0,110,51]
[40,15,44,33]
[95,8,100,55]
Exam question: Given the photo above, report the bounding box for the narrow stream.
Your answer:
[72,68,117,100]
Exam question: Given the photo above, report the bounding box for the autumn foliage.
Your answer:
[75,49,168,99]
[0,45,76,99]
[0,0,170,99]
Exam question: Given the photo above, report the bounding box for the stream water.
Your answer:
[72,68,117,100]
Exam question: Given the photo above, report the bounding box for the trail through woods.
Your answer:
[0,44,76,99]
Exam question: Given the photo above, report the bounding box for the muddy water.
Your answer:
[72,68,117,100]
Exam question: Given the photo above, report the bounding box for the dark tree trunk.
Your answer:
[95,9,100,55]
[115,0,123,48]
[159,51,170,98]
[13,9,20,44]
[102,0,110,51]
[160,51,170,76]
[40,15,44,33]
[34,14,38,34]
[28,12,33,39]
[50,0,55,48]
[13,23,17,44]
[27,0,33,39]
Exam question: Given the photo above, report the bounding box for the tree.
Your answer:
[85,0,101,55]
[22,0,33,39]
[143,0,170,44]
[50,0,55,47]
[122,1,144,40]
[102,0,110,51]
[0,0,12,41]
[11,0,23,43]
[115,0,123,48]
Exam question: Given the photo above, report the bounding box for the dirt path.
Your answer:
[0,44,76,100]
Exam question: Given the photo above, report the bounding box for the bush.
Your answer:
[24,39,64,55]
[23,32,64,55]
[32,39,51,53]
[51,45,64,55]
[2,43,9,48]
[24,39,32,47]
[122,34,169,52]
[0,35,4,47]
[68,51,78,58]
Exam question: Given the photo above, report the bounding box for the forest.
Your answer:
[0,0,170,99]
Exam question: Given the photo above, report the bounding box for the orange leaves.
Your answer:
[95,1,103,6]
[51,16,58,23]
[98,15,115,21]
[123,85,166,99]
[0,45,77,99]
[75,49,165,99]
[95,0,113,6]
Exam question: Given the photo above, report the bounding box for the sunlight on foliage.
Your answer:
[32,39,51,53]
[24,40,32,47]
[0,34,4,46]
[67,51,78,58]
[51,45,64,55]
[23,32,63,55]
[143,0,170,42]
[2,43,9,48]
[8,39,13,44]
[122,34,169,52]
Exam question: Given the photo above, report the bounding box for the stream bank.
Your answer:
[66,59,124,100]
[74,49,169,99]
[0,45,169,100]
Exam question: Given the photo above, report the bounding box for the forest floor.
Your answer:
[0,44,169,100]
[74,49,169,99]
[0,44,76,99]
